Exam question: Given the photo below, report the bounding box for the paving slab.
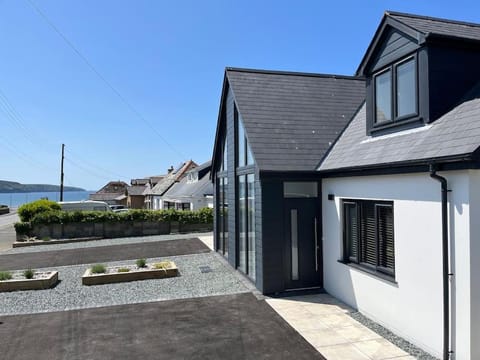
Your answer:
[0,237,209,270]
[0,292,324,360]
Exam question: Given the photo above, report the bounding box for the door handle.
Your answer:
[314,217,318,272]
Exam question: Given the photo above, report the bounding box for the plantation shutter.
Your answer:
[344,202,358,262]
[377,204,394,273]
[361,201,377,267]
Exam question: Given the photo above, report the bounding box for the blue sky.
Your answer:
[1,0,479,190]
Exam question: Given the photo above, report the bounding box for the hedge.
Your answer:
[15,208,213,233]
[17,199,61,223]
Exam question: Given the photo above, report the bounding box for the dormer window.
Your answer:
[374,56,417,126]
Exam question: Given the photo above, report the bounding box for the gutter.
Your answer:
[429,164,452,360]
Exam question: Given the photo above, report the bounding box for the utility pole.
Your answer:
[60,143,65,201]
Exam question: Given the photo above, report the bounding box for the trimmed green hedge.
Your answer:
[18,199,61,223]
[14,208,213,234]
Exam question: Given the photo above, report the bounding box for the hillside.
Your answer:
[0,180,85,193]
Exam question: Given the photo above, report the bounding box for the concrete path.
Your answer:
[267,294,415,360]
[0,211,18,252]
[0,238,209,270]
[0,293,324,360]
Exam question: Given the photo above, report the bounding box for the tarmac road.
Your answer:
[0,211,18,252]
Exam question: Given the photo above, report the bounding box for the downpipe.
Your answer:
[429,164,452,360]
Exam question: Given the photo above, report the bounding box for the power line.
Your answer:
[65,148,131,181]
[26,0,188,161]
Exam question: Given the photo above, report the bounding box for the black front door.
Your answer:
[284,198,322,290]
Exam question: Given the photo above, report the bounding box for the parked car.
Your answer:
[58,201,112,212]
[109,205,126,211]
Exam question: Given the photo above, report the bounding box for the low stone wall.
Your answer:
[19,221,212,241]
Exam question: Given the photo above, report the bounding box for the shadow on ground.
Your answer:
[0,292,324,360]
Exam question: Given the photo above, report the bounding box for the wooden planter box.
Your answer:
[0,271,58,292]
[82,262,178,286]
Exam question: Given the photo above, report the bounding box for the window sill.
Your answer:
[370,116,423,134]
[337,260,397,285]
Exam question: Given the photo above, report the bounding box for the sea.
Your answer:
[0,191,92,208]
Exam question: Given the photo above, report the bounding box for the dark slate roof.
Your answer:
[163,171,213,200]
[226,68,365,171]
[388,11,480,42]
[319,84,480,171]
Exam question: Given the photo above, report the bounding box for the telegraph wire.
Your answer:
[65,149,131,181]
[26,0,188,161]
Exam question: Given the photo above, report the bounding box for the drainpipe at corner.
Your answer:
[429,163,452,360]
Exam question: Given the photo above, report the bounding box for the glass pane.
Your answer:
[344,202,358,262]
[217,179,224,253]
[361,202,377,266]
[237,115,245,167]
[223,178,228,258]
[375,70,392,123]
[377,205,394,272]
[396,59,416,118]
[284,182,318,198]
[247,174,255,280]
[246,140,254,165]
[238,175,247,273]
[222,137,227,171]
[291,209,299,281]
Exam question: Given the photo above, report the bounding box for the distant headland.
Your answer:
[0,180,85,193]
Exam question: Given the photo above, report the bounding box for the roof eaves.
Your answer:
[356,11,424,76]
[226,67,362,81]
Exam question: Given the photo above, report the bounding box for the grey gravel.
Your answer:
[349,311,439,360]
[0,251,249,315]
[3,232,212,255]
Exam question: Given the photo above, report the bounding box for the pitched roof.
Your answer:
[127,185,146,196]
[388,11,480,42]
[89,193,124,201]
[225,68,365,172]
[163,171,213,201]
[148,160,198,196]
[319,83,480,171]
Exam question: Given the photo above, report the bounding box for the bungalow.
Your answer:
[143,160,197,210]
[161,160,213,210]
[211,10,480,360]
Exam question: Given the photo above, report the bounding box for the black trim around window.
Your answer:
[342,199,395,279]
[373,54,418,127]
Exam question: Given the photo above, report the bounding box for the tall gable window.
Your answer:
[237,113,254,167]
[374,56,417,125]
[235,106,255,281]
[342,199,395,279]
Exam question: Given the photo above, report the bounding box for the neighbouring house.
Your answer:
[89,181,129,206]
[144,160,198,210]
[127,184,147,209]
[212,11,480,359]
[161,160,213,210]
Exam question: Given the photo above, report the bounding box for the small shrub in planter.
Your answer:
[153,261,171,269]
[0,271,13,281]
[14,222,33,236]
[117,268,130,273]
[91,264,106,274]
[136,258,147,268]
[23,269,35,279]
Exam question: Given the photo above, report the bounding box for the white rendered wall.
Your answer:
[322,171,473,358]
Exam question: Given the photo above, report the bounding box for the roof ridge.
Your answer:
[225,67,363,81]
[386,10,480,29]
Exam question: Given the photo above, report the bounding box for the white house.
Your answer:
[211,10,480,360]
